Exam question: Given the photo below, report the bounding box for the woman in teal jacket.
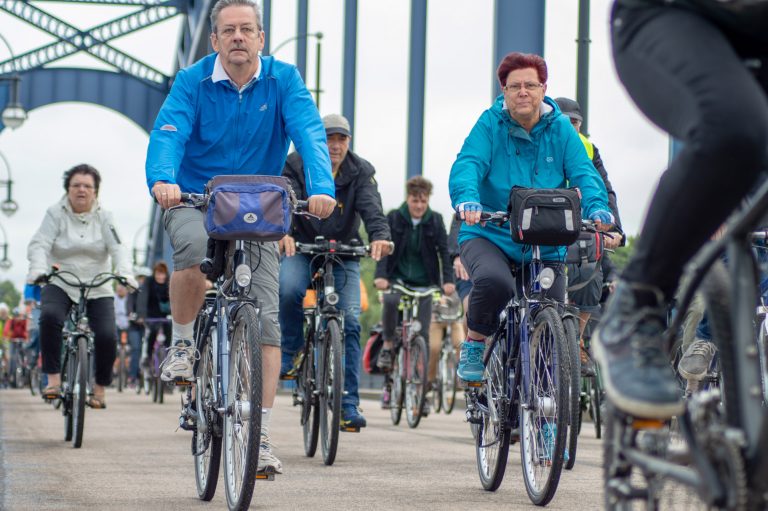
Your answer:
[449,52,612,382]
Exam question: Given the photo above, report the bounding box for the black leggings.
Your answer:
[39,284,116,386]
[145,321,172,362]
[460,237,566,337]
[612,3,768,298]
[381,291,432,343]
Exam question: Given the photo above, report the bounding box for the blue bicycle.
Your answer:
[463,211,571,506]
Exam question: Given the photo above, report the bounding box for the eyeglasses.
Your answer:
[69,183,95,190]
[503,81,544,93]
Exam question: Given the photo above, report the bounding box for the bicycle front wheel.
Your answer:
[62,346,74,442]
[223,304,262,511]
[563,315,581,470]
[72,336,88,449]
[520,306,569,506]
[117,345,127,393]
[319,318,342,465]
[475,337,511,491]
[405,335,428,428]
[300,340,319,458]
[390,346,405,425]
[441,347,458,414]
[194,318,221,502]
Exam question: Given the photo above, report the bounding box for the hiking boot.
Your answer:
[457,340,484,382]
[678,339,717,381]
[592,281,683,419]
[580,343,596,377]
[377,348,393,371]
[258,433,283,474]
[340,405,367,429]
[160,340,195,382]
[539,423,568,463]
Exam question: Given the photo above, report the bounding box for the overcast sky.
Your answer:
[0,0,668,293]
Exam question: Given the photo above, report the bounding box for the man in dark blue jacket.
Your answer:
[144,0,336,475]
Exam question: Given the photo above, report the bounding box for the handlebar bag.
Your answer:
[508,186,581,246]
[565,231,603,265]
[204,175,295,241]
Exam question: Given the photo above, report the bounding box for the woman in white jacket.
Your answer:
[27,164,135,408]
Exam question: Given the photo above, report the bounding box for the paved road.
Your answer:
[0,387,604,510]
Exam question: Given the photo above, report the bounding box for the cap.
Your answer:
[554,97,583,122]
[322,114,351,137]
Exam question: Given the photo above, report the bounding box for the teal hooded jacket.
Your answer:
[449,95,609,263]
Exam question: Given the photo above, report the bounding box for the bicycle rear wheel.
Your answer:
[72,336,88,449]
[563,315,581,470]
[520,306,568,506]
[29,364,40,397]
[475,337,511,491]
[194,320,221,502]
[405,335,428,428]
[62,346,74,442]
[223,304,262,511]
[319,318,342,465]
[299,337,319,458]
[117,344,126,393]
[390,346,405,425]
[441,348,458,414]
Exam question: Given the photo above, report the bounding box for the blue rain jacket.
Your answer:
[449,96,609,263]
[145,54,334,197]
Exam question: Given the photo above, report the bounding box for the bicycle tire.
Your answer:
[29,365,40,397]
[300,339,320,458]
[432,359,443,415]
[592,373,603,439]
[475,337,511,491]
[62,346,74,442]
[72,336,88,449]
[405,335,428,428]
[563,315,581,470]
[117,345,126,393]
[519,306,569,506]
[157,346,166,405]
[390,346,405,425]
[194,320,221,502]
[603,402,633,511]
[319,318,342,466]
[223,304,262,511]
[442,349,458,414]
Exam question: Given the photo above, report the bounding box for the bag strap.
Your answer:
[567,264,602,293]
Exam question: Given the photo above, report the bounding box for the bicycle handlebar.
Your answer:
[295,239,370,257]
[389,283,442,299]
[36,269,133,291]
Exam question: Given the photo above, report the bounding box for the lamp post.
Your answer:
[0,222,11,270]
[0,151,17,216]
[269,32,324,108]
[0,33,27,130]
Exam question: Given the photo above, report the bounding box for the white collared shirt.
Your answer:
[212,54,262,92]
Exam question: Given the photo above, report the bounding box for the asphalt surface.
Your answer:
[0,387,605,510]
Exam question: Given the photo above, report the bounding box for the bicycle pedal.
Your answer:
[631,418,666,430]
[464,381,483,388]
[174,378,193,386]
[340,426,360,433]
[279,374,296,381]
[255,472,276,481]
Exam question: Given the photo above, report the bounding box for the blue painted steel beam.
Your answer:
[406,0,427,179]
[263,0,272,54]
[296,0,308,80]
[342,0,357,144]
[492,0,545,99]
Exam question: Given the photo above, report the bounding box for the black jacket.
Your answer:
[137,277,170,319]
[592,144,626,245]
[283,151,390,244]
[375,208,453,286]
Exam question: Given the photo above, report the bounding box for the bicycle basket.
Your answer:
[508,186,581,246]
[204,175,295,241]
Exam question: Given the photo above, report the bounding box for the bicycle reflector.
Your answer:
[234,263,251,287]
[538,267,555,289]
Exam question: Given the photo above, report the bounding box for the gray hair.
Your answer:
[210,0,262,33]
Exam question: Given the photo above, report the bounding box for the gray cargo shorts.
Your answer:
[163,207,282,347]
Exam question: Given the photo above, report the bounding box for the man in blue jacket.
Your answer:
[449,52,613,383]
[145,0,336,475]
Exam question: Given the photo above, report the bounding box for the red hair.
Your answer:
[496,52,548,88]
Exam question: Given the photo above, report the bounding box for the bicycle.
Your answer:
[383,283,440,429]
[143,317,172,404]
[602,177,768,510]
[462,210,572,506]
[287,236,372,465]
[174,191,277,511]
[37,269,132,448]
[10,338,31,389]
[431,300,463,415]
[114,329,130,393]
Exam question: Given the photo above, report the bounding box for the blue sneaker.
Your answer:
[340,405,367,429]
[279,351,303,380]
[457,340,485,382]
[539,423,568,463]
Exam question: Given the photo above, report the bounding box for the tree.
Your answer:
[0,280,21,308]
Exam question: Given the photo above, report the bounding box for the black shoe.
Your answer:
[678,340,717,381]
[592,281,683,419]
[340,406,367,429]
[377,348,393,371]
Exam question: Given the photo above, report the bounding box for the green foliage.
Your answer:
[359,255,382,340]
[0,280,21,308]
[609,235,636,272]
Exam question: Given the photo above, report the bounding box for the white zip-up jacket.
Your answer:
[27,197,132,303]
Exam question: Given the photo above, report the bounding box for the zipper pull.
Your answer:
[109,225,122,244]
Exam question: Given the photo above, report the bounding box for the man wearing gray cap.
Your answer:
[279,113,392,430]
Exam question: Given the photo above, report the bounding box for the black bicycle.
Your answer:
[603,177,768,510]
[38,270,132,448]
[288,236,372,465]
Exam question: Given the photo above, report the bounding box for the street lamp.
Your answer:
[270,32,324,108]
[0,33,27,130]
[0,222,12,270]
[0,151,17,216]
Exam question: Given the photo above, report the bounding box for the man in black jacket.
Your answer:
[279,114,392,430]
[374,177,455,380]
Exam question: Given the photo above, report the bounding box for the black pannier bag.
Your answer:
[507,186,582,246]
[565,231,603,265]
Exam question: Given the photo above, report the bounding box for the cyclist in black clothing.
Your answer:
[137,261,172,366]
[595,0,768,420]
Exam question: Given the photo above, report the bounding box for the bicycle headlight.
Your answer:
[538,267,555,290]
[326,292,339,305]
[234,263,252,287]
[412,320,422,333]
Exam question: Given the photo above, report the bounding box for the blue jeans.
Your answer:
[279,254,362,407]
[127,326,143,379]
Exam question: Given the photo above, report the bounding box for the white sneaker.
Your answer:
[160,341,195,382]
[258,433,283,474]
